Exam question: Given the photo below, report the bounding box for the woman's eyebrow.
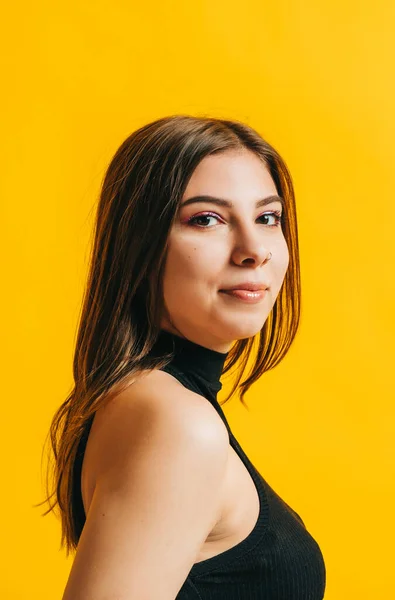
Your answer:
[180,194,285,210]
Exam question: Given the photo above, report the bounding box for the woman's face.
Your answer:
[160,148,290,352]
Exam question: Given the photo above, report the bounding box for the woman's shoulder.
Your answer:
[96,367,222,428]
[70,368,230,600]
[81,368,228,512]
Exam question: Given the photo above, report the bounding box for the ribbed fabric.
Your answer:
[149,329,327,600]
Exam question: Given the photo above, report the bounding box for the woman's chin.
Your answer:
[221,318,268,341]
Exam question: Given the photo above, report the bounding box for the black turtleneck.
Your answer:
[146,329,327,600]
[74,330,326,599]
[148,328,230,431]
[150,328,229,393]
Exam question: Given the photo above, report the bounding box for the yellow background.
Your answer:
[1,1,394,598]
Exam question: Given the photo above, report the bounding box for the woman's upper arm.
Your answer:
[62,383,229,600]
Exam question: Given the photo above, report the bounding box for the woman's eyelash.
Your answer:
[186,210,283,228]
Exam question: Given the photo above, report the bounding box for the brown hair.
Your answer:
[38,114,301,555]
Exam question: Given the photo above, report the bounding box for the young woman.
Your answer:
[42,115,326,599]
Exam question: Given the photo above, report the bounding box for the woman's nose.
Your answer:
[232,245,272,266]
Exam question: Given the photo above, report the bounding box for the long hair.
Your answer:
[38,114,301,555]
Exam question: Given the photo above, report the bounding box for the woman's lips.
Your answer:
[219,289,267,303]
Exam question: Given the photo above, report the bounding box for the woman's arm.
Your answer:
[62,379,229,600]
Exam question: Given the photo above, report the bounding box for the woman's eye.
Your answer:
[258,211,283,227]
[187,212,222,227]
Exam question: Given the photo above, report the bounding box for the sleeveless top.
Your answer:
[148,329,327,600]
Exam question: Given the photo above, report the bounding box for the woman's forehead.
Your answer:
[183,151,276,203]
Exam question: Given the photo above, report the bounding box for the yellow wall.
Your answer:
[1,2,394,598]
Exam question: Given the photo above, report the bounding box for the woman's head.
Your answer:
[88,115,299,370]
[161,147,290,351]
[42,115,300,553]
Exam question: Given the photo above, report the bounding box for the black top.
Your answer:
[149,329,327,600]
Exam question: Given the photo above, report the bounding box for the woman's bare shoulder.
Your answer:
[82,368,228,504]
[68,368,230,599]
[95,368,224,432]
